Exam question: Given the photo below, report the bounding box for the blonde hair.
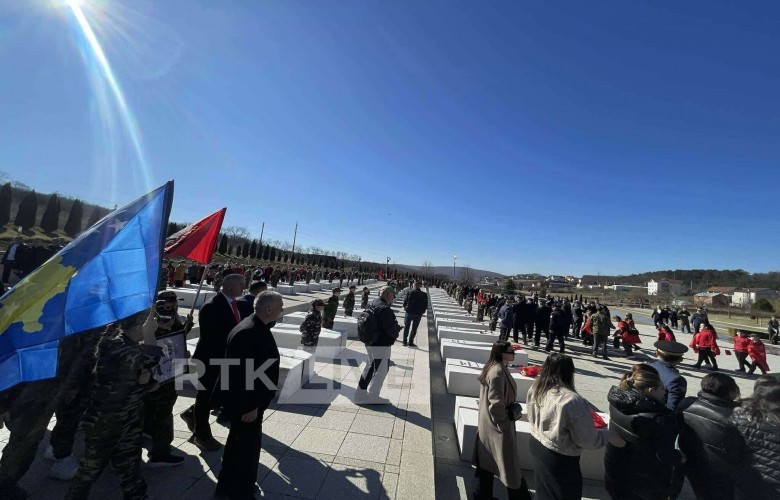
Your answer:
[618,364,662,393]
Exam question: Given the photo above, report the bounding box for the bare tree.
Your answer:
[0,170,9,184]
[459,265,476,287]
[421,260,434,280]
[223,226,250,245]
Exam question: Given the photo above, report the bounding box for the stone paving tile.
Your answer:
[349,413,396,437]
[385,439,402,466]
[260,455,331,499]
[308,407,358,431]
[380,471,399,500]
[314,463,386,500]
[262,421,307,449]
[290,427,348,456]
[336,433,391,463]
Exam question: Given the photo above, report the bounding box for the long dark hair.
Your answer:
[478,340,512,385]
[529,353,575,403]
[740,385,780,426]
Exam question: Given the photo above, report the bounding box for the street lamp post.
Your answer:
[386,257,391,281]
[453,255,457,283]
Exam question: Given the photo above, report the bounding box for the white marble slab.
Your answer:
[275,284,295,295]
[440,339,529,366]
[271,325,346,360]
[307,283,322,291]
[445,358,534,400]
[283,311,359,339]
[436,318,484,330]
[277,356,305,401]
[168,288,217,309]
[279,347,314,385]
[437,327,497,342]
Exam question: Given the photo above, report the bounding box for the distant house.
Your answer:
[707,286,737,294]
[732,288,780,306]
[647,279,684,296]
[606,284,648,292]
[694,292,731,308]
[547,280,571,291]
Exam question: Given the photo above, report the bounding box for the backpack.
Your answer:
[357,306,379,345]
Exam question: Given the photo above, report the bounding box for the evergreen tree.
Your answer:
[235,245,242,257]
[218,234,228,254]
[63,200,84,237]
[14,190,38,229]
[269,247,276,262]
[40,194,61,232]
[0,183,12,227]
[227,244,233,256]
[249,240,257,259]
[86,207,102,228]
[504,278,516,295]
[262,245,270,260]
[242,243,249,258]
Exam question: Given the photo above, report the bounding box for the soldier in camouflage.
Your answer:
[0,327,102,498]
[270,268,280,287]
[66,309,162,500]
[142,291,193,467]
[300,299,325,348]
[322,288,341,329]
[361,286,370,309]
[343,285,357,317]
[464,296,473,315]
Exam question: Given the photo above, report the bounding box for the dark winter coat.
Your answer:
[403,288,428,316]
[677,392,740,500]
[731,408,780,498]
[368,297,401,346]
[549,310,567,334]
[604,386,683,500]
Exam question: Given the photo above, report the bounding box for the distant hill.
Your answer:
[581,269,780,291]
[399,264,505,280]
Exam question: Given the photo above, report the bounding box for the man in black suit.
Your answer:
[236,280,267,320]
[181,273,245,451]
[216,291,282,499]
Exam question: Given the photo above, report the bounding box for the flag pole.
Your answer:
[188,262,210,318]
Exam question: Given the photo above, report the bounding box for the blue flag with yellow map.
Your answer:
[0,182,174,392]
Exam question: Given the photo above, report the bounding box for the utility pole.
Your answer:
[259,222,264,247]
[386,257,391,280]
[291,222,298,259]
[453,255,458,282]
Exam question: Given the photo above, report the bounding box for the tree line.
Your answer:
[581,269,780,291]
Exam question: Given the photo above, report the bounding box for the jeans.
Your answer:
[358,346,391,395]
[592,334,608,358]
[403,313,422,344]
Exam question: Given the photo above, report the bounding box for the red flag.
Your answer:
[164,208,226,264]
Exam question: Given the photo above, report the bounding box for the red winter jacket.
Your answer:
[657,328,675,342]
[618,321,642,345]
[696,328,719,352]
[733,336,751,353]
[748,340,769,371]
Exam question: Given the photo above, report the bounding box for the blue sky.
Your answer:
[2,0,778,276]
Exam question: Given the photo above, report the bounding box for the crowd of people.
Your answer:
[0,236,65,293]
[444,283,773,379]
[473,346,780,499]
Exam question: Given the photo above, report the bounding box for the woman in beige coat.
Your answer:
[472,340,531,500]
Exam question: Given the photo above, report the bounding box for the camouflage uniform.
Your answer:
[476,302,485,322]
[343,291,356,317]
[270,269,280,287]
[299,309,323,347]
[488,307,498,332]
[361,289,370,309]
[66,331,162,500]
[464,297,473,315]
[0,330,100,497]
[322,295,339,329]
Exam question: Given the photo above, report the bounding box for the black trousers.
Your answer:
[545,330,565,352]
[143,382,177,458]
[403,313,423,343]
[511,325,521,343]
[472,467,531,500]
[534,324,548,345]
[217,411,264,499]
[185,363,219,438]
[572,319,583,337]
[523,322,534,342]
[529,437,582,500]
[735,351,748,372]
[499,327,511,342]
[694,348,718,369]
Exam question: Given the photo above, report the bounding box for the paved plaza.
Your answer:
[0,285,775,499]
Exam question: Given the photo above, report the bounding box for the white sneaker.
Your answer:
[49,455,80,480]
[44,445,56,461]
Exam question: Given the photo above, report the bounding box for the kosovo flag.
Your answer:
[0,181,174,392]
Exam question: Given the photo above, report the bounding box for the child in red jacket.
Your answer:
[748,334,769,375]
[657,325,676,342]
[733,330,751,373]
[693,324,719,370]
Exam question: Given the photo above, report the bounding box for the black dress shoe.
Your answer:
[180,410,195,433]
[189,435,222,451]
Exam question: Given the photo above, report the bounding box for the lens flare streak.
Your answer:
[65,0,151,189]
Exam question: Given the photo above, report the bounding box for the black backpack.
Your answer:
[357,306,379,345]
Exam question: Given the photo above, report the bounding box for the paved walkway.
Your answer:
[0,284,433,499]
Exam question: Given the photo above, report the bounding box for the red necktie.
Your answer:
[231,299,241,324]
